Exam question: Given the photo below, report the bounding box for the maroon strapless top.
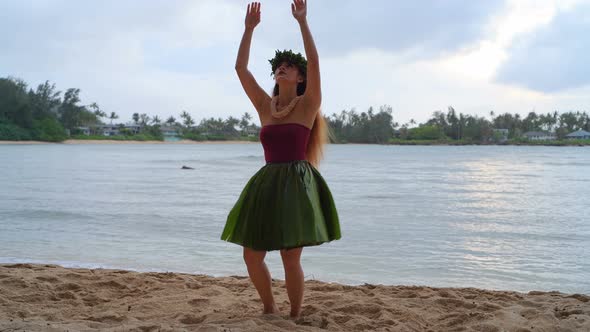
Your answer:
[260,123,311,163]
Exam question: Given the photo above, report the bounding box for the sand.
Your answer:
[0,139,256,145]
[0,264,588,331]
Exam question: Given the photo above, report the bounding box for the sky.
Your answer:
[1,0,589,126]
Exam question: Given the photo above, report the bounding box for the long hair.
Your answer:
[272,72,333,169]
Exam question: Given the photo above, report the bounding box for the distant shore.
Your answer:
[1,139,588,146]
[385,141,589,146]
[0,139,257,145]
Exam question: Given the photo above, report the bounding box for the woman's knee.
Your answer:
[243,247,266,266]
[280,247,303,268]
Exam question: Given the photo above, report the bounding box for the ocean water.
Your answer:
[0,143,588,294]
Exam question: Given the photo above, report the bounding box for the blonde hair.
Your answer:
[306,111,332,168]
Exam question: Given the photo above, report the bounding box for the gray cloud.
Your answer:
[495,3,590,92]
[0,0,241,74]
[257,0,507,57]
[0,0,243,120]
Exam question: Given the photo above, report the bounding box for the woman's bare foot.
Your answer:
[289,309,301,319]
[263,303,280,314]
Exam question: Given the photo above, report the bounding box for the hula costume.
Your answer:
[221,122,341,251]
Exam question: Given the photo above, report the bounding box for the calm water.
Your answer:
[1,143,589,294]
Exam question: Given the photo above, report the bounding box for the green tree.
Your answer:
[32,118,67,142]
[239,112,252,134]
[152,115,161,125]
[180,111,194,128]
[0,77,33,129]
[58,88,84,129]
[29,81,61,120]
[409,125,445,140]
[224,116,240,136]
[109,112,119,124]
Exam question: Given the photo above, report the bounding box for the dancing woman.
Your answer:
[221,0,341,318]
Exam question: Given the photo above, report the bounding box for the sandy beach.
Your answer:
[0,139,257,145]
[0,264,588,331]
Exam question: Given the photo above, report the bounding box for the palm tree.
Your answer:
[166,116,176,125]
[139,113,150,126]
[151,116,161,125]
[224,116,240,136]
[183,114,195,128]
[180,110,190,121]
[239,112,252,134]
[109,112,119,124]
[89,103,106,123]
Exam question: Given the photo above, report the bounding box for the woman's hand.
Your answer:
[245,2,261,30]
[291,0,307,23]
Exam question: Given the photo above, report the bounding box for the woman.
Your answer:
[221,0,341,319]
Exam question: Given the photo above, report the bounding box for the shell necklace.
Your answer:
[270,95,301,119]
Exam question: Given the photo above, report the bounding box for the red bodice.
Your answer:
[260,123,311,163]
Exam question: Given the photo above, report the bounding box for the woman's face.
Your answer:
[274,61,303,84]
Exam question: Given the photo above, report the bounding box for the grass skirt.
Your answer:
[221,160,341,251]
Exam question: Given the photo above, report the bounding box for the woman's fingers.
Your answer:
[291,0,306,12]
[246,2,261,18]
[247,2,260,15]
[245,2,261,28]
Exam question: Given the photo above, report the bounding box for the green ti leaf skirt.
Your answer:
[221,160,341,251]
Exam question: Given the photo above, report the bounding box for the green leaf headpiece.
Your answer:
[268,49,307,77]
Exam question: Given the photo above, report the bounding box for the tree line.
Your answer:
[2,76,588,144]
[0,77,259,142]
[325,106,590,144]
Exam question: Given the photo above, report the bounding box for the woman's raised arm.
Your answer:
[292,0,321,111]
[235,2,270,113]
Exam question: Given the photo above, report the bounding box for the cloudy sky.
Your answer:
[1,0,589,125]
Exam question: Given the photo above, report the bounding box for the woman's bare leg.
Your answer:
[243,247,279,314]
[280,247,304,318]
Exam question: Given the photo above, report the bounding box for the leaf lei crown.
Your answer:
[268,49,307,77]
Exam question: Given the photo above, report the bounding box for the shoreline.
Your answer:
[0,139,257,145]
[0,263,588,331]
[1,139,588,146]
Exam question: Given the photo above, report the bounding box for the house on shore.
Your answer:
[160,125,181,141]
[74,124,142,136]
[565,129,590,140]
[100,124,141,136]
[492,128,509,142]
[522,131,556,141]
[244,125,260,137]
[75,127,91,135]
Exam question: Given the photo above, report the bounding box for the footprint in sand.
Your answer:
[35,276,60,283]
[179,314,206,324]
[188,298,211,306]
[434,297,477,309]
[56,282,82,291]
[56,291,77,300]
[85,314,126,323]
